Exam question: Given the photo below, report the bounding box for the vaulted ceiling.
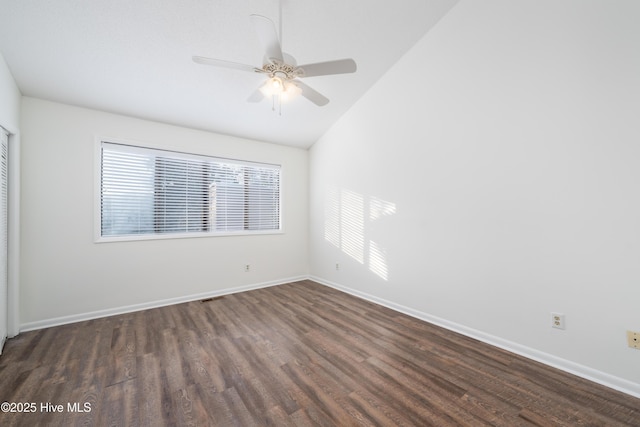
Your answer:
[0,0,458,148]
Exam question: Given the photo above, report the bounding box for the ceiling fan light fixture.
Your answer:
[281,81,302,101]
[270,77,284,91]
[260,77,284,97]
[260,78,301,101]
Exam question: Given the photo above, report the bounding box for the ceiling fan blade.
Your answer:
[250,14,284,63]
[192,56,262,73]
[247,88,265,103]
[296,58,357,78]
[295,81,329,106]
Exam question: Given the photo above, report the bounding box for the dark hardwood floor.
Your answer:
[0,280,639,426]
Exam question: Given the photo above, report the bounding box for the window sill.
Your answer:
[94,229,284,243]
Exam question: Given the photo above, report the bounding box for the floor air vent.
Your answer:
[201,296,224,303]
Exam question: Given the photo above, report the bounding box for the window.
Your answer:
[0,128,8,344]
[99,141,281,240]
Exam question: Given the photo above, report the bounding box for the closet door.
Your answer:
[0,129,7,351]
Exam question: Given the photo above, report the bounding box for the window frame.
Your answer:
[94,137,283,243]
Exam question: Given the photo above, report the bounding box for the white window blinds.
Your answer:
[0,129,8,347]
[100,142,281,239]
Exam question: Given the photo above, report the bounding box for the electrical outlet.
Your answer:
[627,331,640,349]
[244,264,250,272]
[335,263,340,271]
[551,313,565,330]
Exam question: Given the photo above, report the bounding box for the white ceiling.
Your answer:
[0,0,458,148]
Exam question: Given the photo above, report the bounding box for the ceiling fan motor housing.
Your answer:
[262,60,300,81]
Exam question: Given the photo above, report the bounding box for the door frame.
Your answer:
[0,125,20,341]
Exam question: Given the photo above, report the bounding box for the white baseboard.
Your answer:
[20,275,307,333]
[309,275,640,400]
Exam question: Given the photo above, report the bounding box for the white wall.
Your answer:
[0,53,21,339]
[20,97,308,328]
[0,54,20,131]
[310,0,640,395]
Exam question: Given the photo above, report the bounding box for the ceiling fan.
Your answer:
[192,13,357,111]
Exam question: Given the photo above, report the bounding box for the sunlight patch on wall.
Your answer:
[368,196,395,281]
[324,189,341,248]
[324,188,396,280]
[369,240,388,280]
[370,196,397,221]
[340,190,364,264]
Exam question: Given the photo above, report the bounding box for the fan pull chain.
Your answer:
[271,94,283,115]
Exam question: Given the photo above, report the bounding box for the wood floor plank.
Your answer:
[347,388,417,427]
[459,392,533,427]
[98,379,139,427]
[1,279,639,426]
[233,336,301,415]
[136,352,175,426]
[219,386,261,427]
[280,359,358,426]
[159,326,195,393]
[173,385,212,427]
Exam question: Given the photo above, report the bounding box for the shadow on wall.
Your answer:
[324,188,396,281]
